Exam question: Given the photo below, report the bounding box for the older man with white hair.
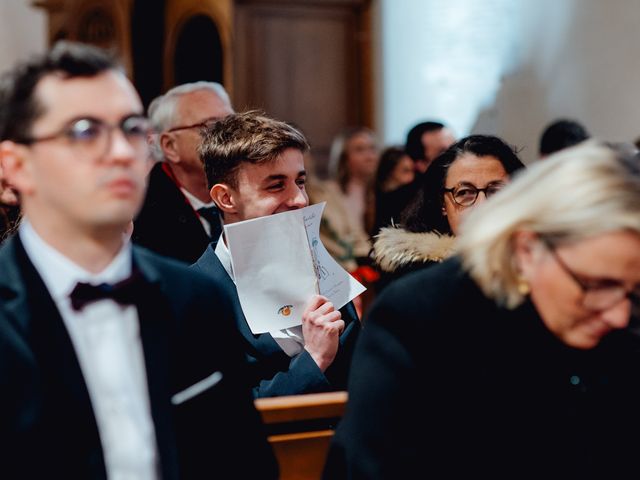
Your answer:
[133,82,233,263]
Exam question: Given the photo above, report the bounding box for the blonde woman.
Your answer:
[325,142,640,479]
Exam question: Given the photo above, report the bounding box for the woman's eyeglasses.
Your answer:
[542,238,640,311]
[443,181,506,207]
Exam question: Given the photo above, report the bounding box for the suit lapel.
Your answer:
[153,163,210,242]
[194,244,283,355]
[132,249,179,480]
[0,236,107,475]
[0,238,183,479]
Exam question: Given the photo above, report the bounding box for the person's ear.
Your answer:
[0,140,34,195]
[441,207,447,217]
[210,183,237,215]
[159,132,180,164]
[513,230,541,277]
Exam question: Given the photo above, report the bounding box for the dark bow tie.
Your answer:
[69,269,145,311]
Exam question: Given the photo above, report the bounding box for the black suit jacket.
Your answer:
[324,257,640,479]
[192,241,361,398]
[0,235,278,479]
[133,162,211,264]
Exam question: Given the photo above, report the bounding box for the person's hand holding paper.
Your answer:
[224,202,366,335]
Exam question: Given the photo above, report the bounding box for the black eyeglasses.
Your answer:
[443,181,506,207]
[18,115,152,161]
[542,238,640,311]
[166,117,221,133]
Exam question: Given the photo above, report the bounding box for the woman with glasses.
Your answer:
[373,135,525,290]
[325,141,640,479]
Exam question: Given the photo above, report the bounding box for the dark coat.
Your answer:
[133,162,211,264]
[191,241,361,398]
[372,181,419,235]
[325,257,640,479]
[0,235,278,479]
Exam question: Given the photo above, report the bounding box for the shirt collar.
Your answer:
[180,187,216,211]
[214,234,234,281]
[19,220,133,302]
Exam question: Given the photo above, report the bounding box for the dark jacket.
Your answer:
[0,235,278,479]
[192,241,361,398]
[133,162,211,264]
[373,181,419,235]
[325,257,640,479]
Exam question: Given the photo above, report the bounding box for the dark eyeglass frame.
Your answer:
[443,181,506,207]
[166,117,221,134]
[541,237,640,311]
[17,115,152,146]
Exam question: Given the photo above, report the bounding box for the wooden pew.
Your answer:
[255,391,348,480]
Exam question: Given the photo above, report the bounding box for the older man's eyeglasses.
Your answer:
[18,115,152,161]
[166,117,221,134]
[542,238,640,311]
[443,181,506,207]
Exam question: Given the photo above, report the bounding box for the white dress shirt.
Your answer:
[214,235,305,357]
[20,221,159,480]
[181,187,220,238]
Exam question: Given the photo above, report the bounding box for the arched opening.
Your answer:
[131,0,165,108]
[173,14,224,86]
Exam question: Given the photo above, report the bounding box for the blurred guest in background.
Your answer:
[319,127,381,312]
[328,127,378,236]
[539,118,590,158]
[373,135,524,290]
[372,146,415,234]
[404,120,455,175]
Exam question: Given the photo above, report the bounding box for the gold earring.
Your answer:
[517,276,530,295]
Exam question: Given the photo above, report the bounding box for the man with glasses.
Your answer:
[0,42,276,479]
[133,81,234,263]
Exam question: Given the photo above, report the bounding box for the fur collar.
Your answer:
[372,227,456,273]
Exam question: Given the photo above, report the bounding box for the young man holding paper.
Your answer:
[192,111,361,398]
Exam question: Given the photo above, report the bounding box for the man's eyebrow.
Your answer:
[262,170,306,182]
[263,174,287,183]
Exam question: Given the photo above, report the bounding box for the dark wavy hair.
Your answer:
[401,135,525,235]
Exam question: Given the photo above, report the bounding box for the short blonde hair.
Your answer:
[458,141,640,308]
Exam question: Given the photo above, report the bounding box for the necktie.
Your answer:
[198,205,223,240]
[69,269,145,311]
